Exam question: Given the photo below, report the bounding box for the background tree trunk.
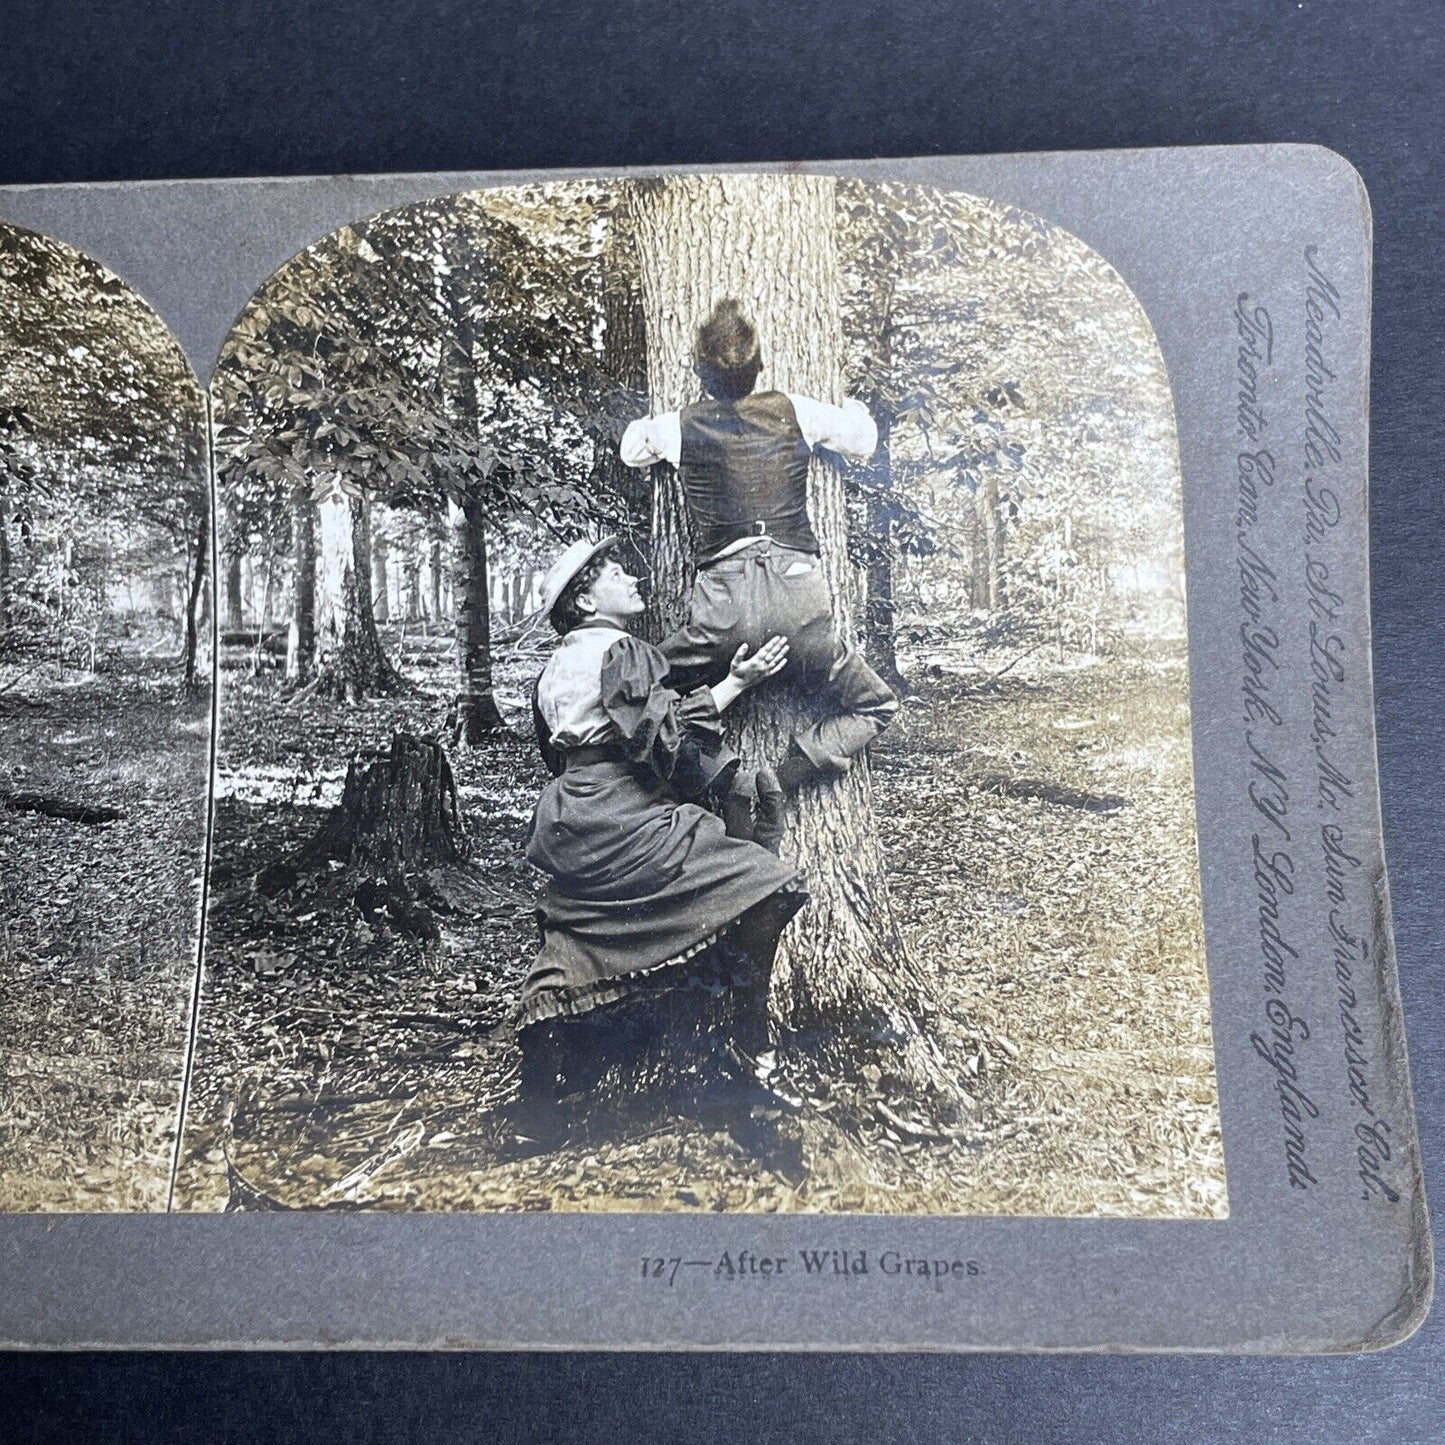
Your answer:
[863,407,903,687]
[311,484,402,702]
[974,471,1006,615]
[597,207,655,632]
[285,480,317,682]
[371,530,390,624]
[404,550,423,624]
[450,490,506,741]
[628,174,946,1100]
[182,501,209,693]
[259,733,507,938]
[0,411,26,646]
[223,550,244,632]
[427,512,446,625]
[301,733,470,877]
[0,485,11,639]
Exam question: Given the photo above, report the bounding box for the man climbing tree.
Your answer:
[621,297,897,787]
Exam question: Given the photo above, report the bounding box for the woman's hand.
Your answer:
[729,636,789,689]
[709,636,790,715]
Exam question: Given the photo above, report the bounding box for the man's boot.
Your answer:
[775,741,825,795]
[752,766,785,853]
[721,778,756,840]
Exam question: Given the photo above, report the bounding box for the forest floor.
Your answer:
[0,651,210,1211]
[174,625,1227,1219]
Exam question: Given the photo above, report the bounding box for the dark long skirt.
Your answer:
[512,889,804,1153]
[518,758,804,1029]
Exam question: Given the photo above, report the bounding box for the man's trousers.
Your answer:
[660,542,899,775]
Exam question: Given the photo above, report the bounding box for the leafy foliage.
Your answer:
[838,181,1184,657]
[213,188,633,556]
[0,225,207,668]
[1,180,1210,1212]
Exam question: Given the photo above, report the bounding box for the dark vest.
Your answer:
[678,392,819,563]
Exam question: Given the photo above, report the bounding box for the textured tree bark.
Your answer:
[863,407,903,687]
[299,733,468,877]
[285,480,317,683]
[627,174,948,1101]
[311,485,403,702]
[450,490,506,741]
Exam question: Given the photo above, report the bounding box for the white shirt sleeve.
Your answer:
[619,412,682,468]
[787,394,878,462]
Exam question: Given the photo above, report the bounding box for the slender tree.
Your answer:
[284,479,317,682]
[310,480,402,702]
[0,407,33,642]
[181,492,209,695]
[370,525,390,624]
[449,489,506,739]
[594,206,653,627]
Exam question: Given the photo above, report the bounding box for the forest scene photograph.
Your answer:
[0,224,211,1210]
[170,173,1224,1218]
[0,173,1227,1219]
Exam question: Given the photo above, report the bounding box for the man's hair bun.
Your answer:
[694,299,762,400]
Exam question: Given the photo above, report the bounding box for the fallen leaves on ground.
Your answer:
[174,635,1227,1219]
[0,655,209,1211]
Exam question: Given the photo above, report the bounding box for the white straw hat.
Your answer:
[538,535,617,623]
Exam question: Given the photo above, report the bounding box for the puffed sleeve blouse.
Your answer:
[533,624,738,799]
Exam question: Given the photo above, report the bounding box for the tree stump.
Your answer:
[299,732,468,875]
[257,732,508,933]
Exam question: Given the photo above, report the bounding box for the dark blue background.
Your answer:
[3,1,1441,1439]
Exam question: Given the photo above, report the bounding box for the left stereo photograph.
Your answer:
[0,223,213,1211]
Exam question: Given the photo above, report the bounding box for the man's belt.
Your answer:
[562,743,631,769]
[696,536,822,568]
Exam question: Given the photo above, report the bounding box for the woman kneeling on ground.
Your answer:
[508,536,807,1157]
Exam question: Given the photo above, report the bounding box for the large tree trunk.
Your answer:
[311,484,403,702]
[628,174,947,1104]
[285,480,318,683]
[449,490,506,741]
